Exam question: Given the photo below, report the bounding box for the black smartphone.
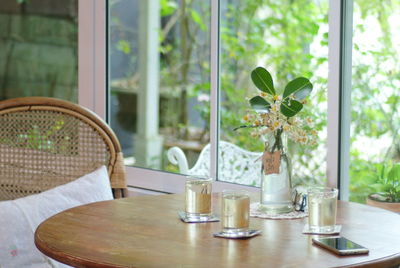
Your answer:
[312,236,369,256]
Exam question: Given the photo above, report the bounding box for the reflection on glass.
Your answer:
[0,0,78,101]
[219,0,329,187]
[108,0,210,172]
[350,1,400,203]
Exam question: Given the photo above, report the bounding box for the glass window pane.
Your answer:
[0,0,78,102]
[219,0,329,186]
[349,1,400,203]
[108,0,211,173]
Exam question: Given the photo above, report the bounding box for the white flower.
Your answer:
[283,123,291,132]
[272,120,282,129]
[305,117,314,127]
[273,95,282,101]
[271,103,280,112]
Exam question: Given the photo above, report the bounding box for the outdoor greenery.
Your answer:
[349,0,400,202]
[110,0,400,203]
[368,162,400,203]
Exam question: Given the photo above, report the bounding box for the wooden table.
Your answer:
[35,194,400,268]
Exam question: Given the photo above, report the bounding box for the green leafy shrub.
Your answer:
[370,162,400,203]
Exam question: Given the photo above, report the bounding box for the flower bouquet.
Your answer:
[236,66,315,214]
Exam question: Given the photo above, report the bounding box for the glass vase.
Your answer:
[260,131,294,214]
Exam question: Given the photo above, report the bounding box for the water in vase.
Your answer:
[260,154,294,214]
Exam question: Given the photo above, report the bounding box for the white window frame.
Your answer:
[78,0,351,197]
[78,0,106,119]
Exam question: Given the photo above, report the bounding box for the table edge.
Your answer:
[34,213,132,268]
[35,226,400,268]
[340,253,400,268]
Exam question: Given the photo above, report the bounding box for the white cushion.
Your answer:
[0,201,51,267]
[0,166,113,268]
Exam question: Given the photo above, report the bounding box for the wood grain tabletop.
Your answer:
[35,194,400,268]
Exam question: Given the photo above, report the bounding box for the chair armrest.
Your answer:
[167,147,189,174]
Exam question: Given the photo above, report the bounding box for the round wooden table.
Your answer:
[35,194,400,268]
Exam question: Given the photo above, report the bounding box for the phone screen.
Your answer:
[312,237,369,255]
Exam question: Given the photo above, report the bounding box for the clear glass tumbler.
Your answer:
[307,187,339,232]
[185,176,212,217]
[221,190,250,233]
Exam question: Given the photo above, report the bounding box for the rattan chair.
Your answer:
[0,97,127,200]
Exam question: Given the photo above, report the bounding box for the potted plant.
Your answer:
[366,162,400,213]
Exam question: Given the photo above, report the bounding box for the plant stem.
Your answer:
[271,129,283,152]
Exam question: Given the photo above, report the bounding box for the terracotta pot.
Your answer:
[366,194,400,213]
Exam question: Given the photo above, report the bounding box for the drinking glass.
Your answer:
[307,187,338,232]
[221,190,250,232]
[185,176,212,217]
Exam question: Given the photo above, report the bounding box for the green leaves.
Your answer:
[280,99,303,117]
[116,40,131,54]
[249,96,270,111]
[373,162,400,202]
[160,0,178,16]
[283,77,313,100]
[388,163,400,182]
[190,10,207,31]
[249,66,312,118]
[251,67,275,95]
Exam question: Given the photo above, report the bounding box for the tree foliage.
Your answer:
[349,0,400,203]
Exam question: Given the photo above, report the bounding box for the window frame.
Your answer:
[78,0,107,119]
[327,0,353,200]
[78,0,351,197]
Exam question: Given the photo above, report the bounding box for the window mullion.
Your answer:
[327,0,353,200]
[78,0,106,119]
[338,0,354,201]
[210,0,220,181]
[327,0,342,193]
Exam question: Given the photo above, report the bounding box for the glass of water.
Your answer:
[185,176,212,217]
[221,190,250,232]
[307,187,338,233]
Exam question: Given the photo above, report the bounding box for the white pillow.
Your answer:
[0,200,51,267]
[0,165,114,268]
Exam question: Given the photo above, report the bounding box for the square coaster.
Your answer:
[178,211,219,223]
[302,224,342,235]
[213,229,261,239]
